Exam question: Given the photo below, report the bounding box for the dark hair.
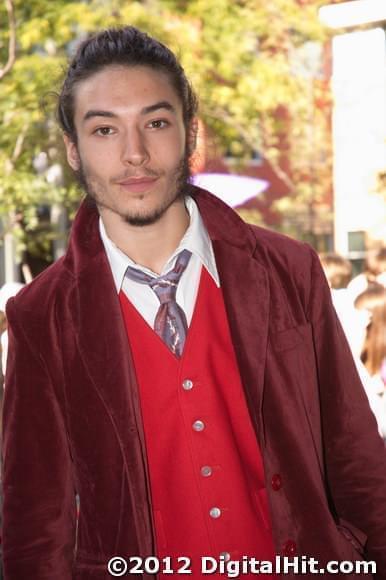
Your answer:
[319,253,352,289]
[355,283,386,377]
[365,247,386,279]
[58,26,198,142]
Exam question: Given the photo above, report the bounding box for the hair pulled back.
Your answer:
[58,26,198,142]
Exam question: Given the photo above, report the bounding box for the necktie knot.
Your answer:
[124,249,192,357]
[149,278,178,304]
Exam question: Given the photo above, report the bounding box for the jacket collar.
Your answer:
[63,187,257,278]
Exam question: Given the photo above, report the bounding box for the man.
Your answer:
[2,26,386,580]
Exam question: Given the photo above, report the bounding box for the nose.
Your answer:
[121,127,149,167]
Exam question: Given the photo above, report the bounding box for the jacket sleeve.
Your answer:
[2,298,76,579]
[307,247,386,576]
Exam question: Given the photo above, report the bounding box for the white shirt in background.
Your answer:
[331,288,386,438]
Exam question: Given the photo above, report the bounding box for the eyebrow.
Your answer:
[82,100,176,123]
[141,101,176,115]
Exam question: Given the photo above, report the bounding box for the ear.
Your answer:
[63,134,81,171]
[187,117,199,155]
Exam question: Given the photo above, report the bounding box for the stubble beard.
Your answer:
[75,151,193,227]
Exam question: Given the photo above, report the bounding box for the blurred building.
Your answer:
[198,0,386,265]
[321,0,386,271]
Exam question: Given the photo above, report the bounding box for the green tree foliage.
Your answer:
[0,0,331,265]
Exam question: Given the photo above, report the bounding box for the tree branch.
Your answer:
[0,0,16,80]
[211,105,295,192]
[3,124,29,176]
[11,125,28,162]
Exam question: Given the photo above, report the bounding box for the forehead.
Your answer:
[73,65,182,119]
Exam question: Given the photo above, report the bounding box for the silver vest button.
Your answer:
[192,420,205,432]
[182,379,194,390]
[201,465,212,477]
[209,507,221,519]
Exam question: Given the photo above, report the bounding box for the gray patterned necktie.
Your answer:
[124,250,192,357]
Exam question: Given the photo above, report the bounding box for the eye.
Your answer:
[93,126,115,136]
[147,119,169,129]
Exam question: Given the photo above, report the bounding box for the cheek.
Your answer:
[79,143,116,173]
[155,133,186,168]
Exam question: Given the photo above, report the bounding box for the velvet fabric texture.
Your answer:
[2,188,386,579]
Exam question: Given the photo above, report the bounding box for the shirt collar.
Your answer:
[99,195,220,293]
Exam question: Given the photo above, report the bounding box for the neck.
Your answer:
[100,197,190,274]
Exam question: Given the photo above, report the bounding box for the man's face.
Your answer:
[64,65,191,226]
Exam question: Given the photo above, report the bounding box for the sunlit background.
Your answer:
[0,0,385,283]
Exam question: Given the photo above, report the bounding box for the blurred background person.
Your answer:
[0,283,25,388]
[347,247,386,302]
[355,283,386,387]
[0,310,6,395]
[320,253,367,356]
[354,283,386,441]
[321,253,386,438]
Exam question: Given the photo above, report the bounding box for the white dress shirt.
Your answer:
[99,196,220,328]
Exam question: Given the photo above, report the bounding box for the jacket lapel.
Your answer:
[63,199,154,551]
[65,199,139,435]
[213,240,270,446]
[74,253,137,426]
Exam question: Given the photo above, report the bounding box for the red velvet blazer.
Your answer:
[2,188,386,579]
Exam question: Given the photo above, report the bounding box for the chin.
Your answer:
[122,207,170,227]
[123,191,185,227]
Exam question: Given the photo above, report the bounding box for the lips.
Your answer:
[117,176,159,193]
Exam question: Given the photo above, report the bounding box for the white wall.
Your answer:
[332,27,386,254]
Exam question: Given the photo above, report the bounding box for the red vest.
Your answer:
[119,268,275,577]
